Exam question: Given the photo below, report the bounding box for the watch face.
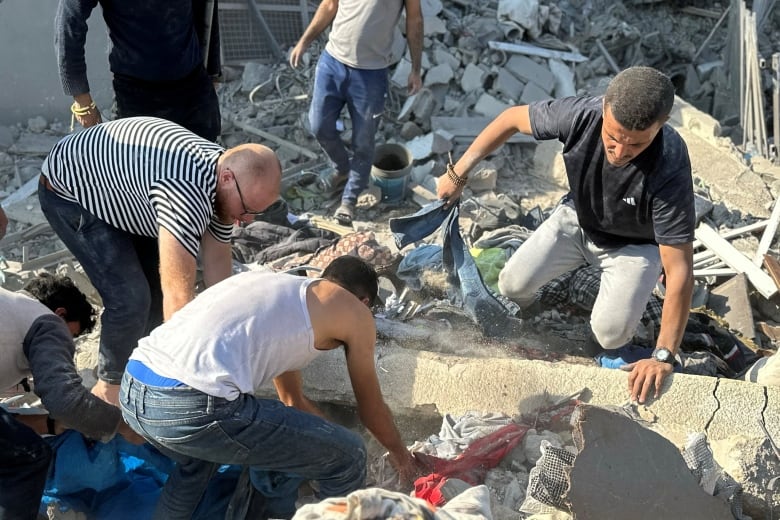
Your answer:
[654,348,671,362]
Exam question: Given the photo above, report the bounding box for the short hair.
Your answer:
[24,273,96,335]
[604,66,675,130]
[322,256,379,307]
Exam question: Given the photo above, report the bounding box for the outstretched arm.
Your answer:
[289,0,339,68]
[404,0,423,95]
[626,242,693,403]
[339,303,419,486]
[437,105,533,204]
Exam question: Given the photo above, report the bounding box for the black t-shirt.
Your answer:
[528,96,696,248]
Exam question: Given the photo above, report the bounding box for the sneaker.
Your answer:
[334,202,355,227]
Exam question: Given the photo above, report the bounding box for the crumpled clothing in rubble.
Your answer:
[292,485,493,520]
[231,220,336,265]
[396,244,443,291]
[519,440,576,516]
[390,200,522,338]
[682,433,749,520]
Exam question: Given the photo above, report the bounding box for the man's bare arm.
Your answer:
[626,242,693,403]
[403,0,423,95]
[438,105,533,203]
[273,370,327,418]
[289,0,339,68]
[199,230,232,288]
[158,227,197,320]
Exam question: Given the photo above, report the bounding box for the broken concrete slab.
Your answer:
[431,116,535,144]
[567,405,734,519]
[505,55,555,93]
[493,68,525,102]
[708,273,756,340]
[461,63,487,93]
[424,63,455,87]
[520,81,552,104]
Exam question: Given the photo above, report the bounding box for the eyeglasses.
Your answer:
[233,175,263,216]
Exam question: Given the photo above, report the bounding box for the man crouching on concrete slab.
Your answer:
[119,256,420,519]
[0,273,141,520]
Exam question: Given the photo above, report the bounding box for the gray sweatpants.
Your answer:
[498,204,662,349]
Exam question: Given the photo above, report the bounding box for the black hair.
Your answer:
[322,255,379,307]
[24,272,96,335]
[604,66,675,130]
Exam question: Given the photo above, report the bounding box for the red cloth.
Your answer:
[413,423,529,505]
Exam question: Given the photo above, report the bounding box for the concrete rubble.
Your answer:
[3,0,780,518]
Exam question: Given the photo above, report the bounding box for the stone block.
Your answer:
[423,16,447,36]
[391,58,413,89]
[424,63,454,87]
[461,63,486,93]
[548,58,576,98]
[505,55,554,93]
[493,68,525,102]
[433,48,460,71]
[520,81,551,104]
[474,93,512,119]
[708,273,755,340]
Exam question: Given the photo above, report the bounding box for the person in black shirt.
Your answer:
[55,0,222,141]
[438,66,695,404]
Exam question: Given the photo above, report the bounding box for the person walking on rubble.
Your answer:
[0,273,141,520]
[289,0,424,226]
[56,0,222,141]
[437,66,696,405]
[119,255,420,519]
[38,116,282,406]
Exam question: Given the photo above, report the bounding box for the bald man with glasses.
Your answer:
[39,116,282,406]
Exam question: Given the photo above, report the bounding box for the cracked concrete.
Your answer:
[287,345,780,517]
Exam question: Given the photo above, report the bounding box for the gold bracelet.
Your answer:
[446,163,468,188]
[70,101,97,131]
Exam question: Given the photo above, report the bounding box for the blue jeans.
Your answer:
[119,373,367,520]
[309,50,388,205]
[38,184,163,384]
[0,408,52,520]
[390,200,522,338]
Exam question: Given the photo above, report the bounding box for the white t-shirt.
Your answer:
[130,272,323,400]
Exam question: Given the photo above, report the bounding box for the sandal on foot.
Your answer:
[334,203,354,227]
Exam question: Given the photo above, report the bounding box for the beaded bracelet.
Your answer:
[446,162,468,188]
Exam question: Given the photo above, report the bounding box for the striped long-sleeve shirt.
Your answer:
[42,117,231,257]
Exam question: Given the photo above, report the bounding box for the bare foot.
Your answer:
[91,380,120,406]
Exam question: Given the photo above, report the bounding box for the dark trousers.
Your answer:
[113,65,221,142]
[0,408,52,520]
[38,185,163,384]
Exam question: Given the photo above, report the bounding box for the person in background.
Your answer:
[290,0,423,225]
[120,256,420,519]
[0,273,141,520]
[437,66,696,405]
[55,0,222,141]
[39,116,281,406]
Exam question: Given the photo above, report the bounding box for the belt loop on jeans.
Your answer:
[139,385,146,414]
[206,395,214,414]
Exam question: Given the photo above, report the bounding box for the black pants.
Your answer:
[113,65,221,142]
[0,408,52,519]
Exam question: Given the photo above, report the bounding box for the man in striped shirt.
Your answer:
[38,116,282,405]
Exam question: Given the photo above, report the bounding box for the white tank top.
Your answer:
[130,272,322,400]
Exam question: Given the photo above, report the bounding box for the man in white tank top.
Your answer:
[120,256,420,518]
[289,0,423,225]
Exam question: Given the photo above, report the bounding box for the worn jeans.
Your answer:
[390,200,522,338]
[309,50,388,205]
[498,204,662,349]
[113,65,221,142]
[119,373,367,520]
[0,408,52,520]
[38,184,163,384]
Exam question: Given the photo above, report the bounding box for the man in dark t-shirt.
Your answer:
[438,67,695,404]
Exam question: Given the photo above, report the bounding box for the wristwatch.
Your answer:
[652,347,677,365]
